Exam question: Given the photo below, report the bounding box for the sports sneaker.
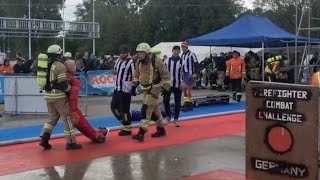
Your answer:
[174,119,180,127]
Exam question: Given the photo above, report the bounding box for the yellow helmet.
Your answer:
[47,44,62,55]
[136,43,151,53]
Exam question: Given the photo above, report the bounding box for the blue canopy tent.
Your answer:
[187,15,320,81]
[187,15,319,48]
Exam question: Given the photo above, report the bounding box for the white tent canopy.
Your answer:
[152,42,262,61]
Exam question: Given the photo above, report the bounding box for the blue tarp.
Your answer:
[187,15,320,48]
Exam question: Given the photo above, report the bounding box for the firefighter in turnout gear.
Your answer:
[39,44,82,150]
[265,55,281,82]
[247,51,260,81]
[132,43,171,142]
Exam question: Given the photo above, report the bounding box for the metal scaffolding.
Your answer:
[0,17,100,59]
[295,0,320,84]
[0,17,100,39]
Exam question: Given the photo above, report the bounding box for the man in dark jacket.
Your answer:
[215,52,227,91]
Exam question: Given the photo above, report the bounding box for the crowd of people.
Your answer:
[0,53,33,74]
[0,52,120,76]
[194,51,320,91]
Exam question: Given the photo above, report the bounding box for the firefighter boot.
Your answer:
[132,128,145,142]
[151,127,166,138]
[232,92,236,100]
[237,94,242,102]
[118,129,132,136]
[181,102,189,112]
[39,132,52,150]
[218,85,225,92]
[187,102,193,111]
[66,143,83,150]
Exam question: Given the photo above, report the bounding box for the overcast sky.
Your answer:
[63,0,255,21]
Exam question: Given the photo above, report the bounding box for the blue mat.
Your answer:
[0,102,245,143]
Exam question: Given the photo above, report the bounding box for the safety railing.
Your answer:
[0,17,100,39]
[0,75,88,116]
[0,17,100,33]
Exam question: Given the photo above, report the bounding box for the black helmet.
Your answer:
[119,44,130,53]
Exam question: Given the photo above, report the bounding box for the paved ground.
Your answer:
[0,88,246,129]
[0,133,245,180]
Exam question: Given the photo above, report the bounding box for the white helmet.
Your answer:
[64,52,72,58]
[47,45,62,55]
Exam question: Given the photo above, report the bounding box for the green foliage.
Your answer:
[74,0,243,55]
[248,0,320,38]
[2,0,318,58]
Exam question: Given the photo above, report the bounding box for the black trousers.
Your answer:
[163,87,182,119]
[111,90,132,127]
[224,76,230,89]
[230,78,242,93]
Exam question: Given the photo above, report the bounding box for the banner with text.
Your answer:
[246,82,319,180]
[86,70,116,95]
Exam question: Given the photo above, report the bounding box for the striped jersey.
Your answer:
[114,58,135,91]
[164,56,183,88]
[181,50,198,74]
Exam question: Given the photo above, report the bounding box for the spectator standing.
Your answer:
[85,54,98,72]
[0,59,13,74]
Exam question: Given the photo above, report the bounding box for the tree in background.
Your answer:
[245,0,320,38]
[74,0,243,55]
[1,0,318,58]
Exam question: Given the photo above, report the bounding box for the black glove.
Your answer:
[131,86,137,96]
[161,89,169,96]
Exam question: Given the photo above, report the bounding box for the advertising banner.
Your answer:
[86,70,116,95]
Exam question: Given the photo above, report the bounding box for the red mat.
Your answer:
[179,169,246,180]
[0,113,245,176]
